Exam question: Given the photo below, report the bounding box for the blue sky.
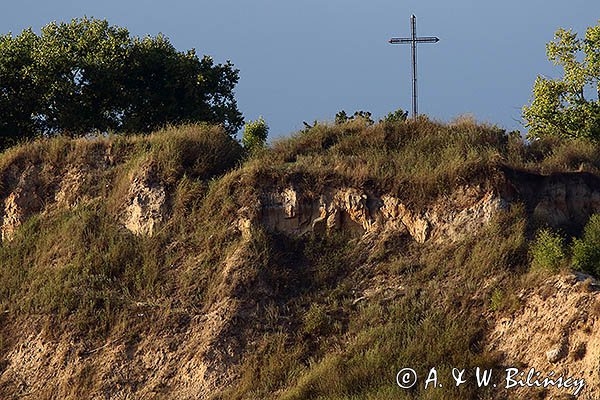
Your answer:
[1,0,598,137]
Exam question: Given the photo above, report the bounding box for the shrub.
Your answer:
[530,228,566,272]
[334,110,374,125]
[381,108,408,123]
[334,110,349,125]
[242,117,269,153]
[572,214,600,275]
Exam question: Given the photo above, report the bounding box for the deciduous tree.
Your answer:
[523,21,600,139]
[0,17,244,148]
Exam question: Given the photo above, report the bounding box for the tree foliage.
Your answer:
[334,109,408,126]
[572,214,600,276]
[334,110,374,125]
[242,116,268,153]
[529,228,566,273]
[0,17,243,148]
[381,108,408,123]
[523,21,600,140]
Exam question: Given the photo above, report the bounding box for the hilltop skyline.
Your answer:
[1,0,598,137]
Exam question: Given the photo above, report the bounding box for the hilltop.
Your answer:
[0,117,599,399]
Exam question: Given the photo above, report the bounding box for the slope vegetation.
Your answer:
[0,118,599,399]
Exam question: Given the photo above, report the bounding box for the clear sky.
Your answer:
[1,0,598,137]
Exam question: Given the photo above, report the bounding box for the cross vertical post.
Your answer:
[389,15,439,119]
[411,14,417,119]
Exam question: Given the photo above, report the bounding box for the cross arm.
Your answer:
[388,36,440,44]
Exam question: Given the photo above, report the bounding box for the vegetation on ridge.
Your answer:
[523,19,600,140]
[0,118,597,398]
[0,17,243,149]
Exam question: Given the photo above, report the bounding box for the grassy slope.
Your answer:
[0,117,598,398]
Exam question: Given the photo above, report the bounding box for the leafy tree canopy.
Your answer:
[0,17,243,148]
[523,20,600,140]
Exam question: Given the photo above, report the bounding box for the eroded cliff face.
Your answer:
[254,172,600,399]
[260,186,506,244]
[123,165,167,236]
[0,156,169,241]
[0,298,247,399]
[3,153,600,399]
[504,169,600,233]
[257,169,600,245]
[1,165,43,241]
[488,273,600,399]
[2,158,600,246]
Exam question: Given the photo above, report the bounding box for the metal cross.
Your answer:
[389,15,439,119]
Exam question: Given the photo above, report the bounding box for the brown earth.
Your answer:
[0,137,600,398]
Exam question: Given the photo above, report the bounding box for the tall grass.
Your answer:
[211,206,529,400]
[0,123,244,335]
[0,118,594,398]
[259,118,506,205]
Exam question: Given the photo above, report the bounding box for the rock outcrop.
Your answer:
[0,160,169,240]
[2,158,600,245]
[1,165,43,241]
[505,169,600,233]
[488,273,600,399]
[257,170,600,244]
[123,166,167,236]
[260,186,506,244]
